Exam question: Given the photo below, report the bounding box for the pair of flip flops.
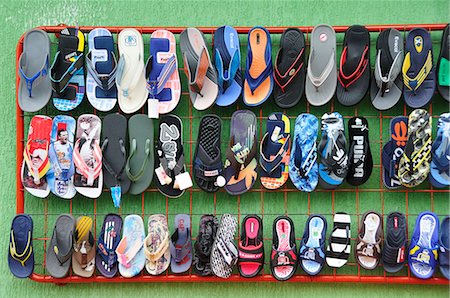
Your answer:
[355,211,383,270]
[437,24,450,102]
[193,215,219,276]
[238,215,264,278]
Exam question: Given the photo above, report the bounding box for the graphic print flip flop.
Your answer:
[96,213,122,278]
[169,214,192,274]
[346,117,373,186]
[436,24,450,102]
[430,113,450,188]
[72,216,96,277]
[116,214,145,278]
[193,214,218,276]
[144,214,170,275]
[211,214,238,279]
[8,214,34,278]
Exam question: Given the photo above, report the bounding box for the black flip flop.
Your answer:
[437,24,450,102]
[346,116,373,186]
[274,28,305,108]
[337,25,371,106]
[382,212,407,273]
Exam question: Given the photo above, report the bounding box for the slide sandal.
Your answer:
[116,214,145,278]
[346,117,373,186]
[260,112,291,190]
[126,114,154,195]
[382,116,408,189]
[213,25,242,106]
[21,115,52,198]
[155,114,192,198]
[50,27,85,111]
[337,25,370,106]
[169,214,192,273]
[224,110,258,195]
[86,28,117,112]
[437,24,450,102]
[193,114,224,193]
[382,212,407,273]
[47,115,76,199]
[408,211,439,279]
[305,24,337,106]
[102,114,130,207]
[371,28,404,111]
[146,30,181,116]
[318,112,348,189]
[211,214,238,279]
[96,213,122,278]
[18,28,51,112]
[326,212,351,268]
[73,114,103,198]
[238,215,264,278]
[193,214,218,276]
[72,216,95,277]
[8,214,34,278]
[116,28,148,114]
[243,26,273,106]
[299,214,327,276]
[439,216,450,280]
[398,109,432,188]
[180,27,218,110]
[289,113,319,192]
[402,28,435,108]
[274,28,305,108]
[270,216,297,281]
[430,113,450,188]
[45,214,75,278]
[355,211,382,270]
[144,214,170,275]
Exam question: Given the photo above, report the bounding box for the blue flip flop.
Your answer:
[298,214,327,276]
[8,214,34,278]
[439,216,450,280]
[408,211,439,279]
[430,113,450,188]
[213,26,242,106]
[382,116,408,189]
[289,113,318,192]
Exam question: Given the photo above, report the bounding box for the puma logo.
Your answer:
[353,135,364,178]
[392,121,408,146]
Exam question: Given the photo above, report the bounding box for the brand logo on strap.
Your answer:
[393,36,400,53]
[229,33,235,49]
[392,121,408,146]
[319,33,327,42]
[353,135,364,178]
[414,36,423,53]
[125,35,137,46]
[160,123,180,169]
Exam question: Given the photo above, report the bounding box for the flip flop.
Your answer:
[101,114,130,207]
[180,27,218,110]
[47,115,76,199]
[243,26,273,106]
[193,114,225,193]
[305,24,337,106]
[382,116,409,189]
[238,215,264,278]
[169,214,192,274]
[346,117,373,186]
[8,214,34,278]
[116,28,148,114]
[145,30,181,116]
[370,28,404,110]
[45,214,75,278]
[289,113,319,192]
[96,213,122,278]
[144,214,170,275]
[50,27,85,111]
[326,212,351,268]
[73,114,103,199]
[213,25,242,106]
[18,28,51,112]
[408,211,439,279]
[382,212,407,273]
[270,216,297,281]
[436,24,450,102]
[318,112,348,189]
[86,28,118,112]
[193,214,218,276]
[402,28,435,108]
[398,109,432,188]
[274,28,305,108]
[337,25,371,106]
[259,112,291,190]
[116,214,145,278]
[439,216,450,280]
[355,211,382,270]
[224,110,258,195]
[21,115,52,198]
[72,216,95,277]
[155,114,191,198]
[429,113,450,188]
[299,214,327,276]
[125,114,154,195]
[211,214,238,279]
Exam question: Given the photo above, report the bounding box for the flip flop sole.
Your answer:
[96,213,123,278]
[8,214,34,278]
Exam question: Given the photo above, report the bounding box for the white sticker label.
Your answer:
[148,98,159,119]
[175,172,193,190]
[155,166,171,186]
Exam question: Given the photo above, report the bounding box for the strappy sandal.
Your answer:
[144,214,170,275]
[193,214,218,276]
[326,213,351,268]
[355,211,382,270]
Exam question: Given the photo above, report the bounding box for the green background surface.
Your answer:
[1,0,449,297]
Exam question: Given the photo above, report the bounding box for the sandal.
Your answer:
[211,214,238,278]
[439,216,450,280]
[430,113,450,188]
[382,212,407,273]
[270,216,297,281]
[193,214,219,276]
[326,213,351,268]
[238,215,264,278]
[144,214,170,275]
[355,211,382,270]
[299,214,327,276]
